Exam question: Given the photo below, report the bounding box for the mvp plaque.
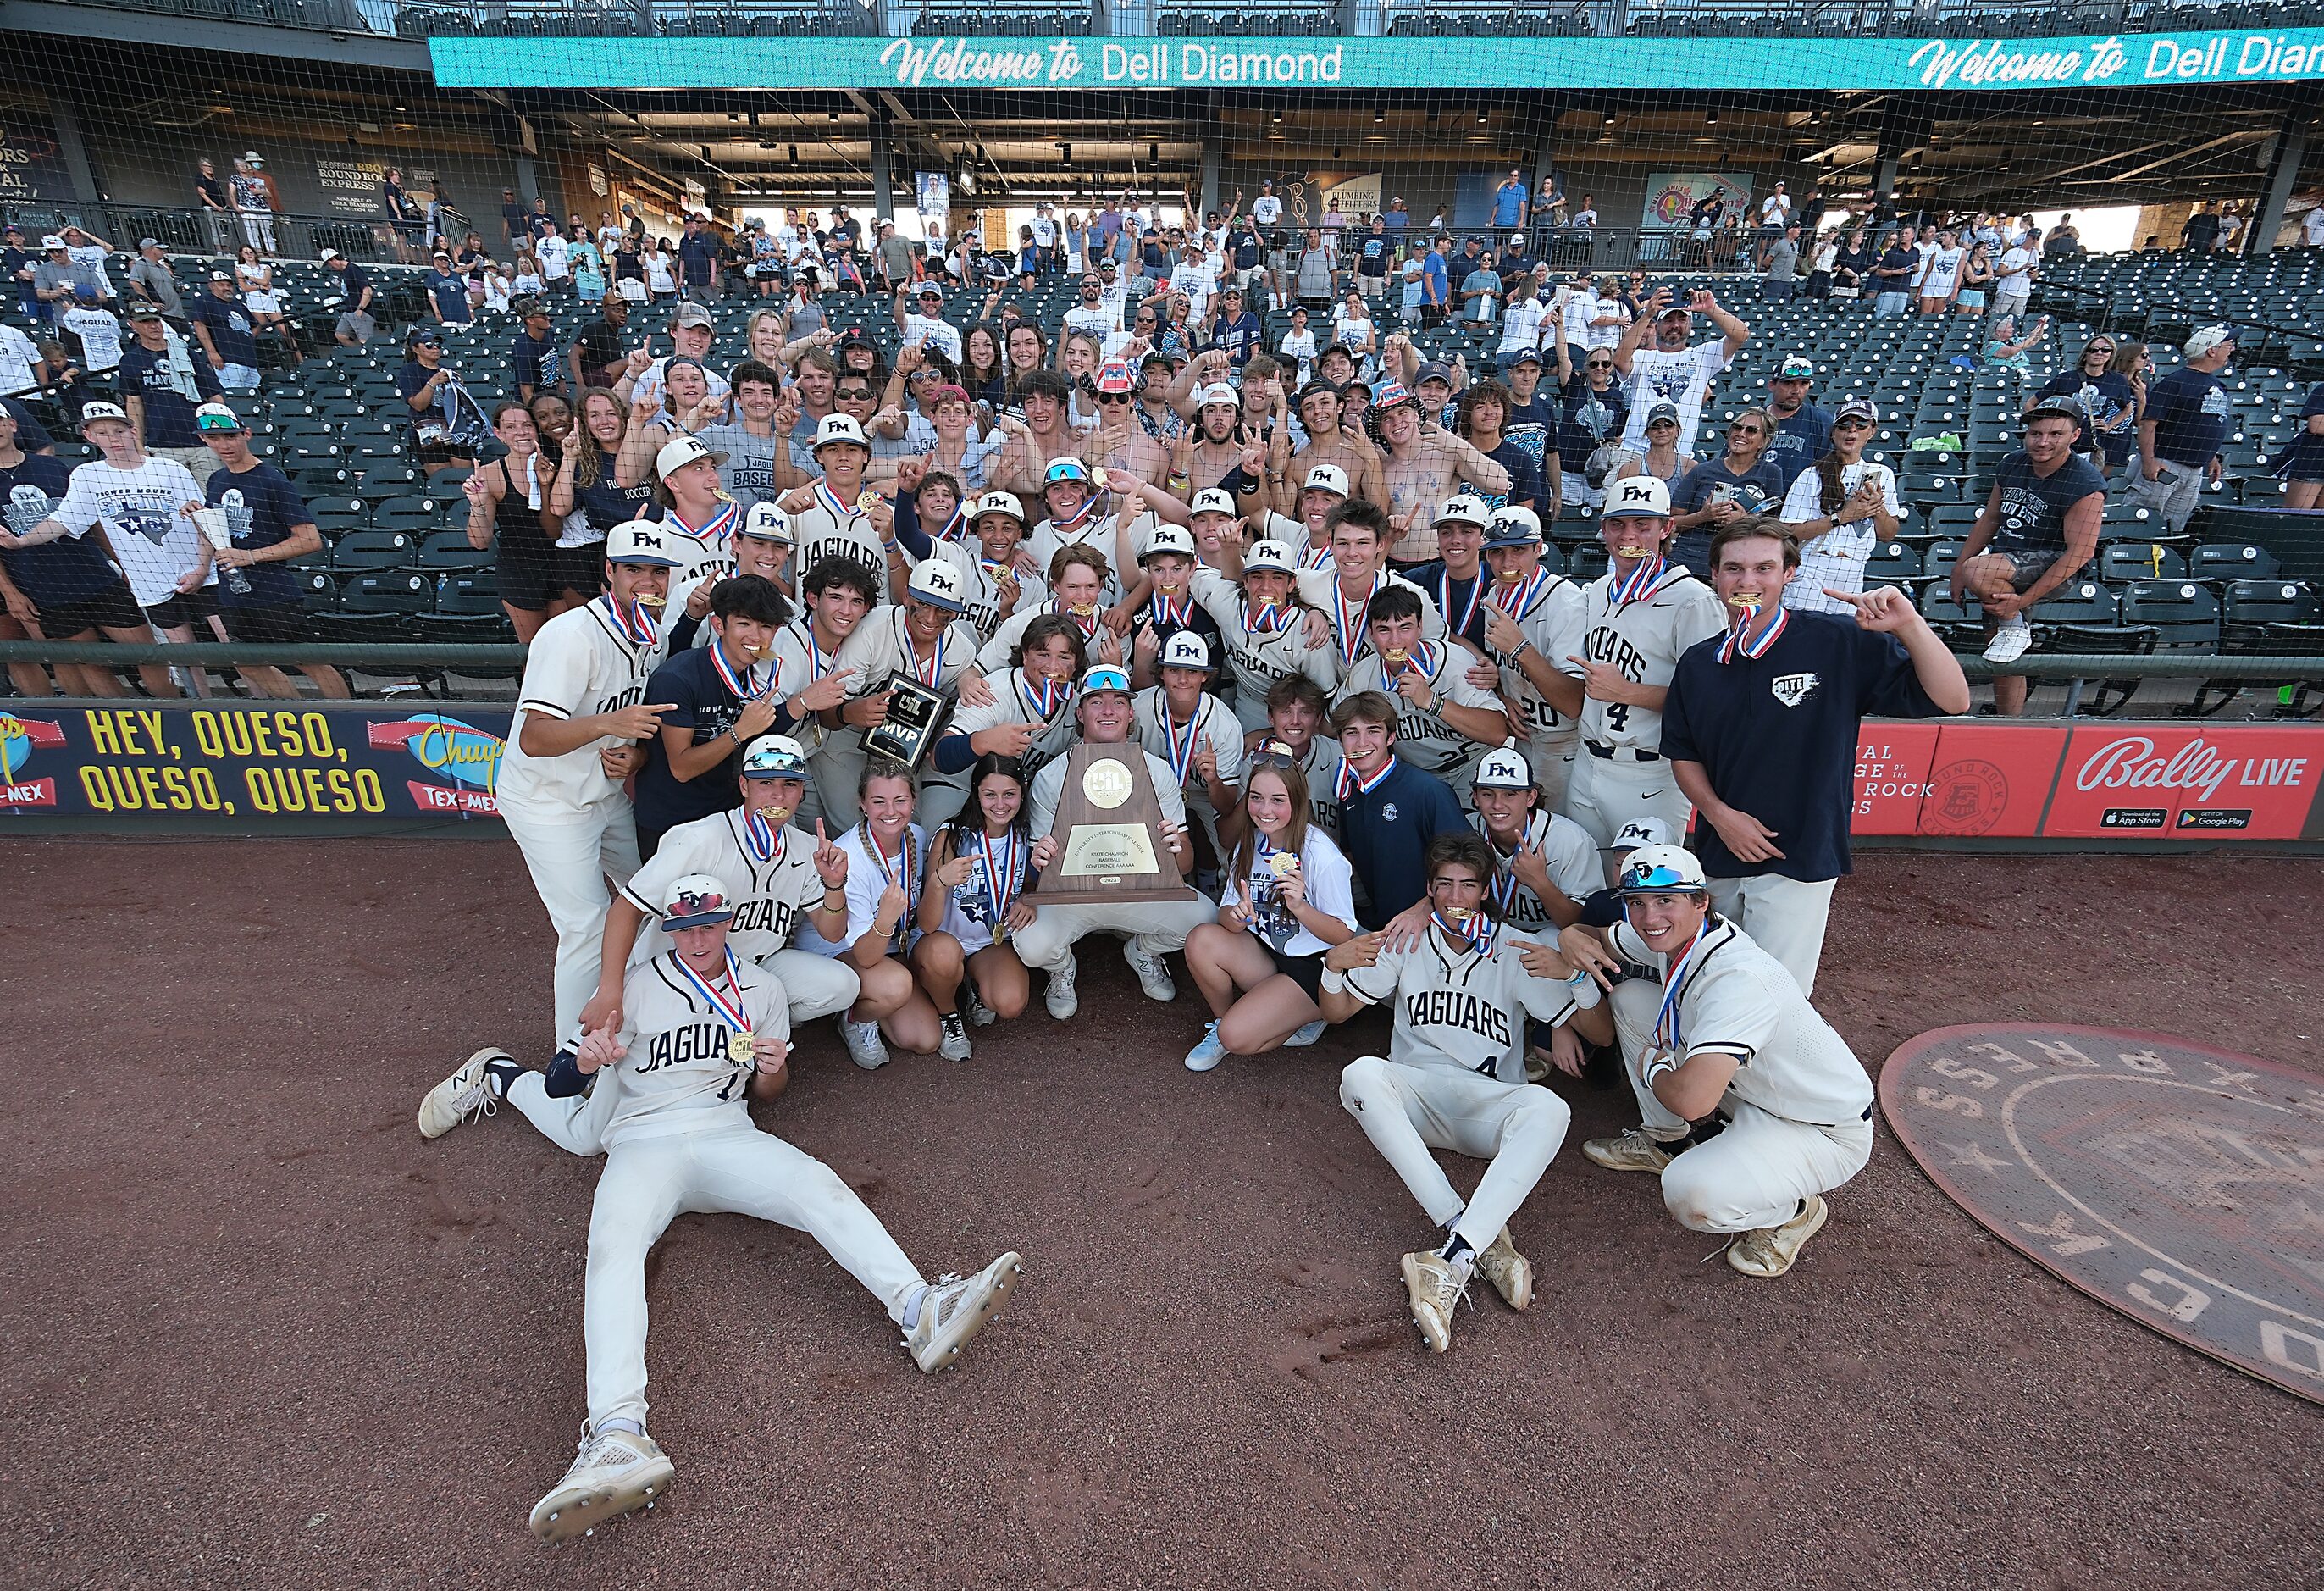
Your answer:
[1025,741,1197,904]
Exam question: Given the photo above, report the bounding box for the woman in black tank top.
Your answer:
[462,402,566,641]
[545,389,661,601]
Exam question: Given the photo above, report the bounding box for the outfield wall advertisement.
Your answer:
[431,28,2324,93]
[3,705,2317,841]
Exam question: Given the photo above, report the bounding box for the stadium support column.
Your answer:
[49,97,99,209]
[1199,114,1222,224]
[1871,112,1926,214]
[2251,112,2310,258]
[872,109,896,227]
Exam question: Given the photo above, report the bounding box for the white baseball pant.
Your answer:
[501,799,644,1042]
[1707,874,1837,996]
[1609,979,1873,1233]
[813,741,866,830]
[1338,1056,1571,1252]
[1010,893,1218,973]
[761,945,860,1023]
[510,1065,622,1156]
[580,1126,926,1430]
[1563,752,1691,856]
[914,770,971,833]
[1519,735,1577,818]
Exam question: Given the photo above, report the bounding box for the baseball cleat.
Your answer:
[1583,1125,1680,1174]
[1475,1227,1533,1311]
[1283,1019,1328,1049]
[842,1018,891,1070]
[905,1251,1022,1372]
[1725,1194,1830,1278]
[1123,940,1176,1002]
[938,1012,971,1062]
[1400,1250,1468,1354]
[528,1424,674,1543]
[1184,1021,1227,1073]
[418,1047,509,1139]
[1043,954,1079,1020]
[1524,1045,1553,1084]
[1983,613,2033,665]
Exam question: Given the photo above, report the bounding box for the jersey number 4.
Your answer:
[1605,702,1630,732]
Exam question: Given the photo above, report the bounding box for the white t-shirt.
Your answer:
[1916,247,1965,297]
[1169,260,1216,321]
[495,596,672,819]
[1497,297,1548,358]
[796,820,926,958]
[901,312,964,364]
[536,234,570,280]
[1332,311,1375,356]
[1062,302,1121,340]
[1252,195,1283,227]
[1277,327,1318,386]
[1220,824,1357,958]
[1779,460,1902,613]
[50,455,205,606]
[2305,208,2324,247]
[0,323,42,395]
[1030,215,1057,248]
[62,306,124,374]
[1760,194,1790,228]
[1996,246,2034,291]
[1618,340,1731,456]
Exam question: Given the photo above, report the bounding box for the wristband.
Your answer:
[1642,1050,1680,1088]
[1319,967,1348,995]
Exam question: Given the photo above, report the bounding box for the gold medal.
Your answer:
[1617,544,1649,559]
[1727,594,1761,610]
[764,806,794,826]
[1268,851,1300,878]
[637,590,668,609]
[1382,647,1409,665]
[1068,602,1098,618]
[728,1029,755,1065]
[1089,466,1110,492]
[713,486,736,504]
[1443,906,1475,927]
[857,490,881,511]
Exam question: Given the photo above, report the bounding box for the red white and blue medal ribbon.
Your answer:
[934,507,967,543]
[813,480,863,530]
[1017,668,1071,723]
[1049,496,1101,539]
[676,499,740,547]
[1161,698,1203,788]
[1437,568,1484,638]
[1298,540,1333,569]
[1335,752,1397,802]
[975,828,1023,926]
[795,621,834,683]
[1432,908,1496,958]
[1242,598,1290,636]
[1652,918,1714,1052]
[907,613,949,686]
[1717,602,1788,665]
[1497,567,1553,622]
[1383,639,1438,691]
[1333,578,1375,668]
[672,947,752,1041]
[1610,554,1668,611]
[600,593,660,649]
[860,821,921,949]
[710,640,770,701]
[743,807,784,864]
[1148,590,1191,631]
[1049,596,1102,642]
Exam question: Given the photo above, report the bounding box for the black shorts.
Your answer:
[218,602,308,644]
[34,576,142,635]
[142,587,220,631]
[554,542,606,598]
[495,544,559,613]
[1265,942,1326,1001]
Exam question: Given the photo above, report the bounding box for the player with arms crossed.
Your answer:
[495,521,685,1041]
[1319,831,1610,1351]
[1556,845,1875,1278]
[417,874,1021,1542]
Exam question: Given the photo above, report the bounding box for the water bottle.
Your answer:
[195,507,251,596]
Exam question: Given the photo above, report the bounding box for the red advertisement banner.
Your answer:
[2047,726,2324,841]
[1852,723,1943,835]
[1912,723,2067,839]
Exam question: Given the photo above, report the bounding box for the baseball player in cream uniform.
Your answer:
[1468,746,1600,935]
[1024,457,1170,611]
[1331,581,1509,800]
[1557,845,1875,1279]
[495,521,686,1041]
[822,558,988,826]
[1318,829,1610,1352]
[786,414,894,596]
[917,491,1038,646]
[581,735,861,1043]
[1477,506,1586,813]
[1133,630,1247,859]
[1015,663,1217,1019]
[416,873,1021,1542]
[1554,475,1725,850]
[1191,535,1336,733]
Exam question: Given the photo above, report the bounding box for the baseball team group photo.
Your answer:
[4,5,2321,1584]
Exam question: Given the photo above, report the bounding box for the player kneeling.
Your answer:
[1316,833,1612,1352]
[1560,845,1874,1278]
[910,754,1039,1060]
[416,874,1021,1543]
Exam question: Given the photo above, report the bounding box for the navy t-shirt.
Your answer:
[1502,391,1558,480]
[1231,233,1262,272]
[634,644,754,835]
[1476,438,1544,514]
[206,460,308,608]
[512,329,563,393]
[118,344,223,447]
[1557,377,1629,471]
[424,269,472,324]
[2144,365,2232,469]
[0,451,115,605]
[2034,369,2139,466]
[1668,457,1784,574]
[191,294,258,367]
[1663,611,1944,883]
[1989,449,2106,557]
[335,260,374,310]
[678,233,719,286]
[1358,233,1392,275]
[1405,560,1492,649]
[1209,310,1263,368]
[1336,757,1470,929]
[1765,403,1834,489]
[397,361,449,436]
[1874,247,1916,286]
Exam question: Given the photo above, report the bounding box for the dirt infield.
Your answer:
[5,839,2320,1589]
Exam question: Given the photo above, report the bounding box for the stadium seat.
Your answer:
[2119,580,2222,650]
[2047,621,2159,717]
[417,529,490,572]
[2190,543,2282,584]
[2099,543,2184,583]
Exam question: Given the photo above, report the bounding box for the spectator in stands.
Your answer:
[1952,398,2105,707]
[2304,202,2324,250]
[230,155,276,256]
[118,301,220,484]
[1455,379,1548,516]
[645,237,678,302]
[1613,286,1746,459]
[619,302,731,422]
[1763,224,1802,302]
[0,401,159,697]
[1779,399,1900,613]
[232,246,299,369]
[188,272,262,396]
[1535,173,1566,236]
[423,250,471,325]
[1912,230,1964,317]
[1762,356,1832,492]
[1555,342,1626,513]
[537,225,572,298]
[1293,229,1337,313]
[195,158,233,254]
[128,239,184,327]
[569,291,633,391]
[501,189,528,252]
[3,225,39,326]
[1870,233,1916,317]
[2182,204,2222,253]
[2130,325,2234,535]
[2036,333,2136,474]
[423,185,463,256]
[1954,241,1994,318]
[383,168,424,263]
[1668,406,1783,575]
[192,402,346,701]
[1460,251,1502,326]
[1757,183,1792,269]
[2045,214,2082,258]
[1569,193,1597,237]
[512,297,566,406]
[60,286,124,399]
[2276,377,2324,510]
[674,214,718,305]
[399,326,477,477]
[1982,313,2047,385]
[1493,168,1530,235]
[1495,276,1549,373]
[34,233,103,310]
[0,311,42,401]
[1991,231,2037,326]
[1418,236,1454,329]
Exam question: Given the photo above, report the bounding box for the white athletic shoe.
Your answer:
[528,1423,675,1542]
[1123,940,1176,1002]
[1283,1019,1327,1048]
[905,1251,1023,1373]
[1475,1227,1534,1311]
[1726,1195,1830,1278]
[938,1012,971,1062]
[1583,1125,1680,1174]
[962,984,996,1028]
[1184,1022,1227,1073]
[1400,1250,1469,1354]
[1044,954,1079,1020]
[418,1046,509,1139]
[1983,613,2033,665]
[843,1019,891,1071]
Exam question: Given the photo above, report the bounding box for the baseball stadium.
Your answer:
[2,0,2321,1580]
